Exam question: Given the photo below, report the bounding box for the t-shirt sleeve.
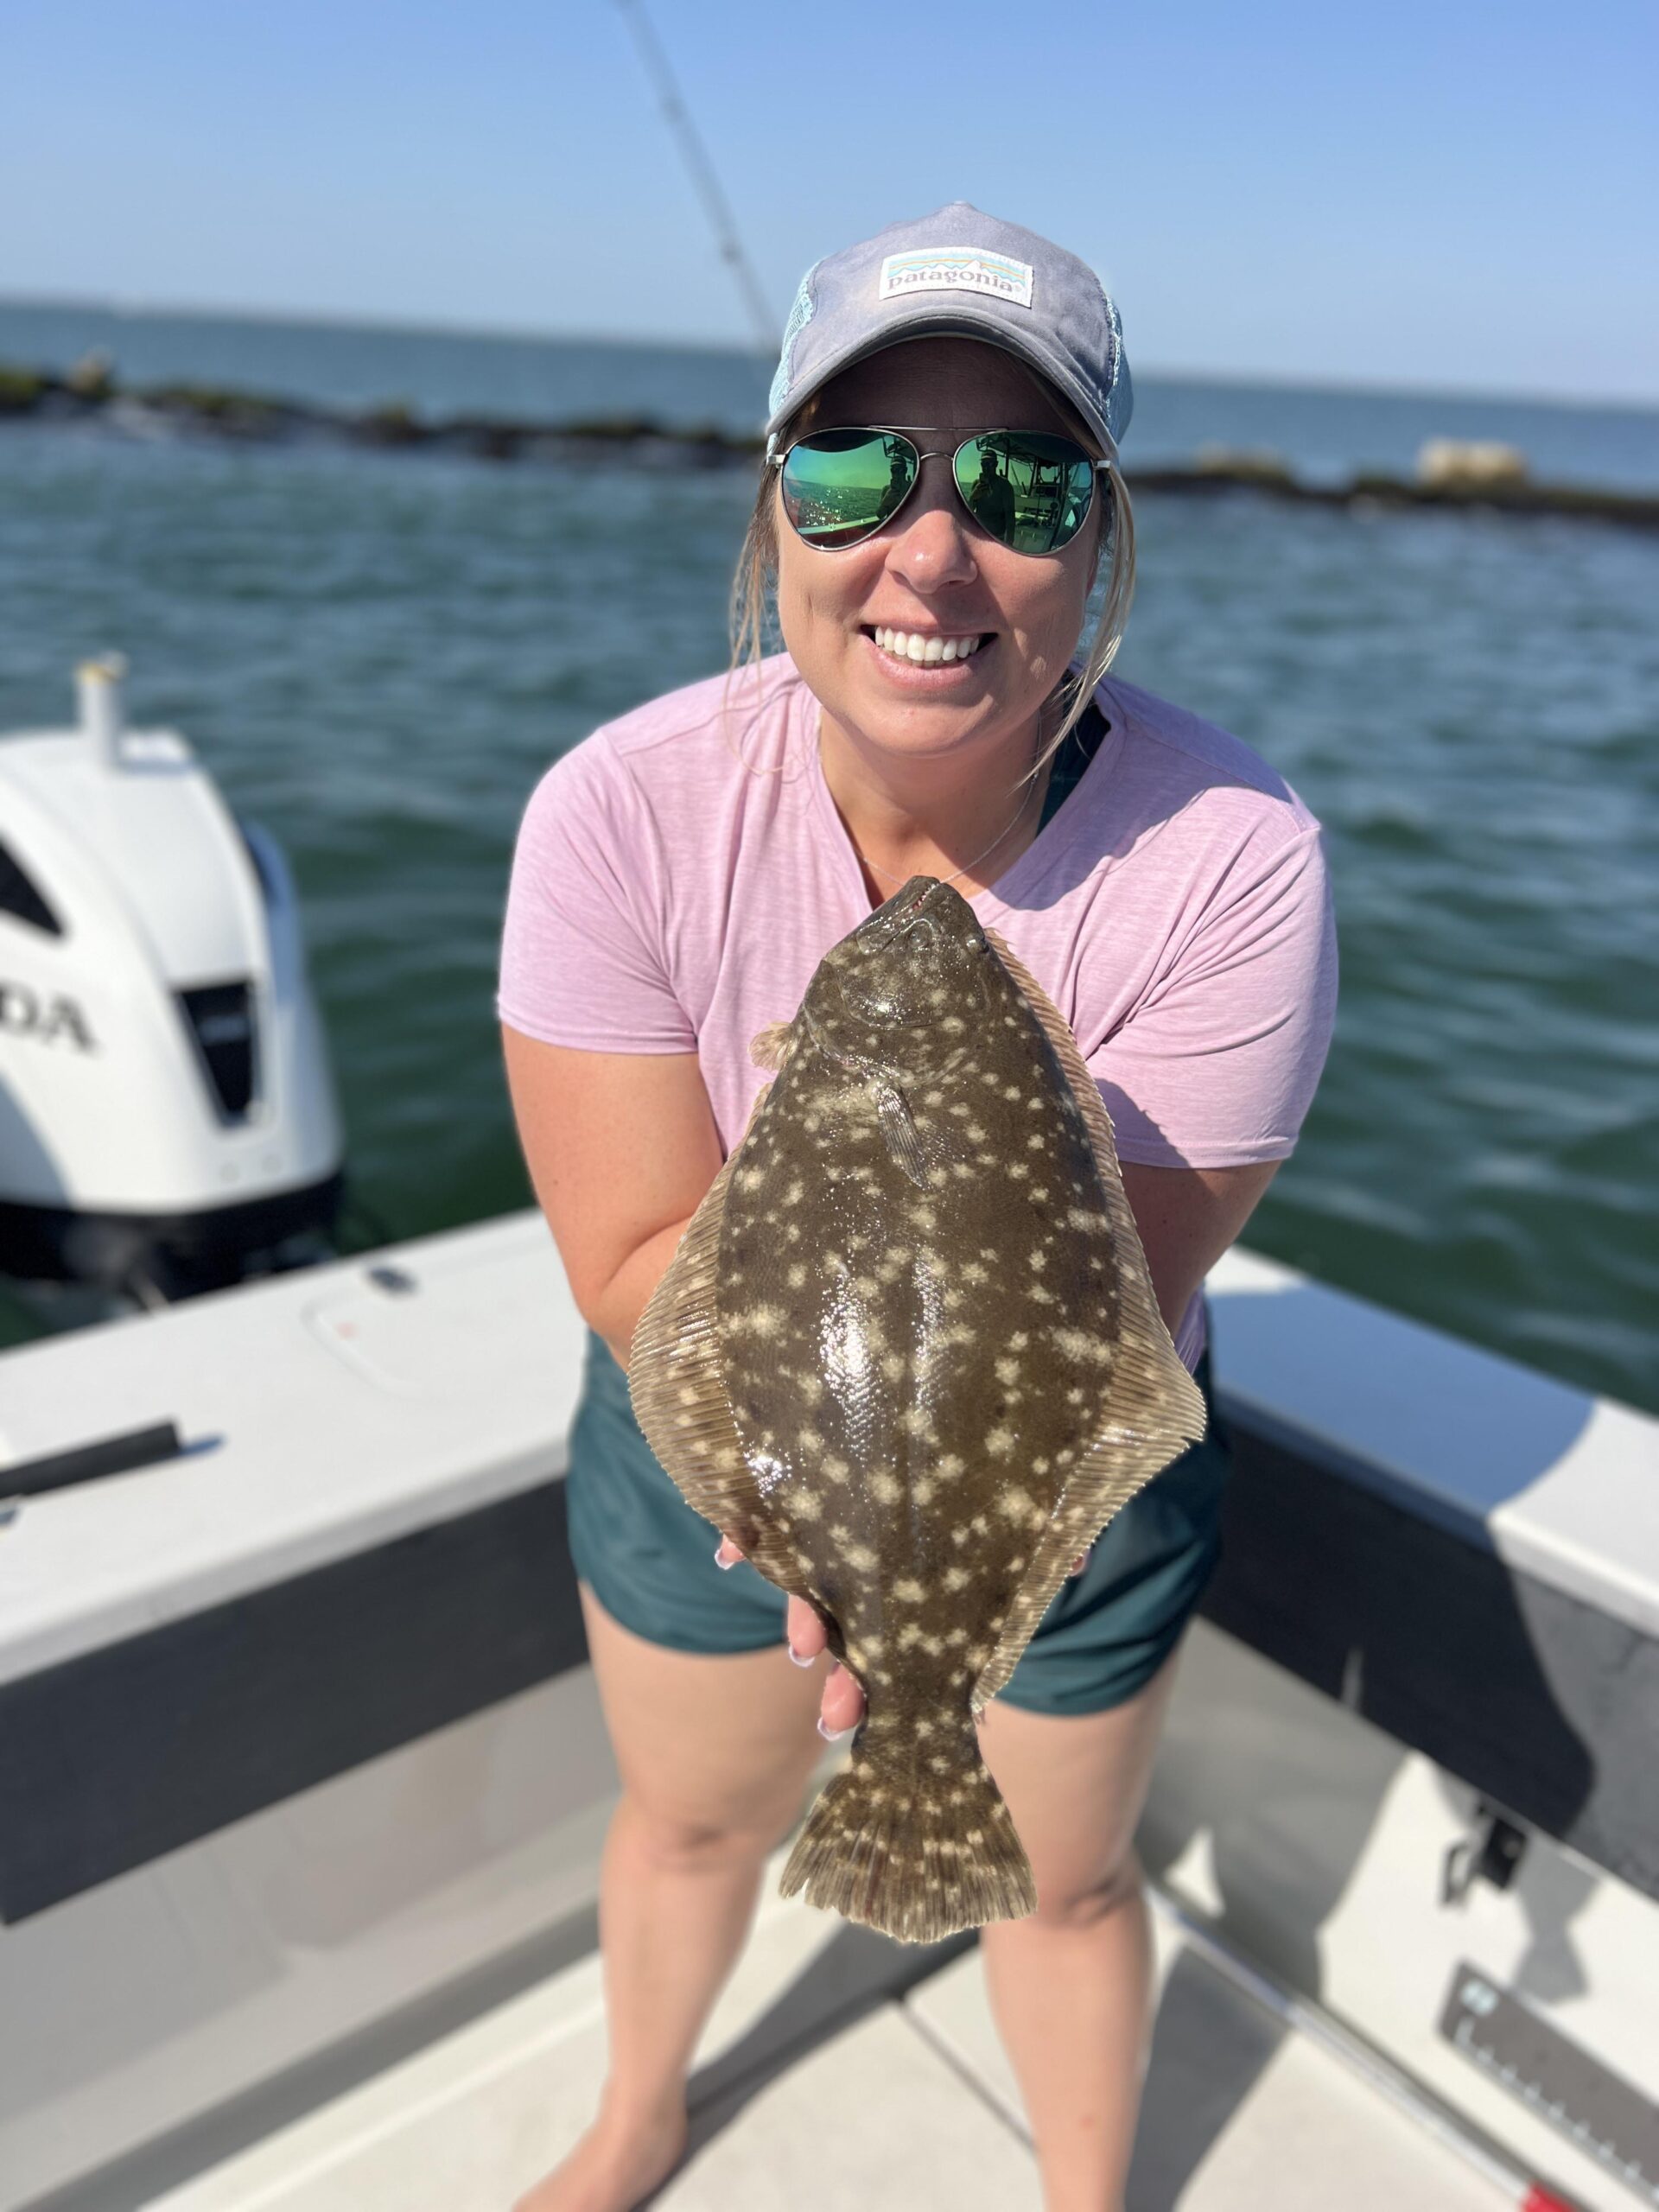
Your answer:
[1090,820,1339,1169]
[495,734,697,1052]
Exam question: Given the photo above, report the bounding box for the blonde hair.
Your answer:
[722,347,1137,798]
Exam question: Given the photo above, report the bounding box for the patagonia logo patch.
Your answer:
[878,246,1033,308]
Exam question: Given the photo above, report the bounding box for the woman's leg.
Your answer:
[974,1646,1185,2212]
[513,1578,830,2212]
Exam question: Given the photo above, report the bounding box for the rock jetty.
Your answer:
[3,360,1655,531]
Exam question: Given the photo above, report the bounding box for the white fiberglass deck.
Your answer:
[142,1859,1514,2212]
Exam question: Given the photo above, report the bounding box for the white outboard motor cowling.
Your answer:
[0,658,346,1303]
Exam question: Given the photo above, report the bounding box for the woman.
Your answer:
[498,201,1338,2211]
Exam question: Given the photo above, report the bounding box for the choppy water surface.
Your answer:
[0,327,1654,1416]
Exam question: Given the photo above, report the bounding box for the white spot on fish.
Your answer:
[1051,1326,1113,1364]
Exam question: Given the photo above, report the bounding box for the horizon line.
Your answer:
[2,288,1656,419]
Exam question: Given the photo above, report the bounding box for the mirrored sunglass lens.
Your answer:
[957,434,1096,553]
[780,432,914,548]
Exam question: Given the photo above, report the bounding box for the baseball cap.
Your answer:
[764,200,1133,461]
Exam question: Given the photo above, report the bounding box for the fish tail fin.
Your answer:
[779,1728,1035,1945]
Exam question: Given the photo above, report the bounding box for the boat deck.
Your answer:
[142,1856,1514,2212]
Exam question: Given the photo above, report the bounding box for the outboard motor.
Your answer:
[0,656,346,1307]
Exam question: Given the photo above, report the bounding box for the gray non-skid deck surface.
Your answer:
[144,1853,1510,2212]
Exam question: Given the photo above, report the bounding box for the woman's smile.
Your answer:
[859,623,994,684]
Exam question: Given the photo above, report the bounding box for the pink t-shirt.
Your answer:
[497,653,1339,1373]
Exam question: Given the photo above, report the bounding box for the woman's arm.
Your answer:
[500,1028,723,1369]
[1119,1158,1281,1337]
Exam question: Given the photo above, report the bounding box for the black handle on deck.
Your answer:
[0,1421,186,1500]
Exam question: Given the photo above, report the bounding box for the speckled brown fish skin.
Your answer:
[628,875,1205,1944]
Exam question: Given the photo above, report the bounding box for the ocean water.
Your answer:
[1,307,1655,1416]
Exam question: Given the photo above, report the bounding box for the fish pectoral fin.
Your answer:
[874,1080,932,1189]
[748,1020,797,1071]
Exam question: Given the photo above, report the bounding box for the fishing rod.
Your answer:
[610,0,777,359]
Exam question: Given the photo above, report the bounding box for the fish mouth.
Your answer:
[880,876,942,927]
[835,880,946,1023]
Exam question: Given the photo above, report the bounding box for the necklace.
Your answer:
[844,731,1049,894]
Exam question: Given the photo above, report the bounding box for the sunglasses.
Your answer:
[771,425,1109,556]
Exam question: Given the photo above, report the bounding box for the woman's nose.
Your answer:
[887,459,978,588]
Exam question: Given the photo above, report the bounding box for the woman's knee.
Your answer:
[1025,1841,1146,1930]
[618,1784,797,1878]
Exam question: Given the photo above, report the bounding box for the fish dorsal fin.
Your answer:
[970,926,1208,1716]
[747,1019,797,1071]
[626,1077,810,1595]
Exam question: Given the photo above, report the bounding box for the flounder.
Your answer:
[628,874,1205,1944]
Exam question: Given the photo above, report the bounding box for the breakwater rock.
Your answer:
[3,361,1655,530]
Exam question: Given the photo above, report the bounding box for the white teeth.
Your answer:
[871,628,983,664]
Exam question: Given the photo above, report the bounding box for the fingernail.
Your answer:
[714,1543,736,1571]
[787,1644,815,1668]
[817,1717,856,1743]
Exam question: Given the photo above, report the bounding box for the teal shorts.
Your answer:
[566,1322,1232,1717]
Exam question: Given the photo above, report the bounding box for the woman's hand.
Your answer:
[713,1533,1094,1740]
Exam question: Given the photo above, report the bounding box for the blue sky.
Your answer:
[4,0,1655,403]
